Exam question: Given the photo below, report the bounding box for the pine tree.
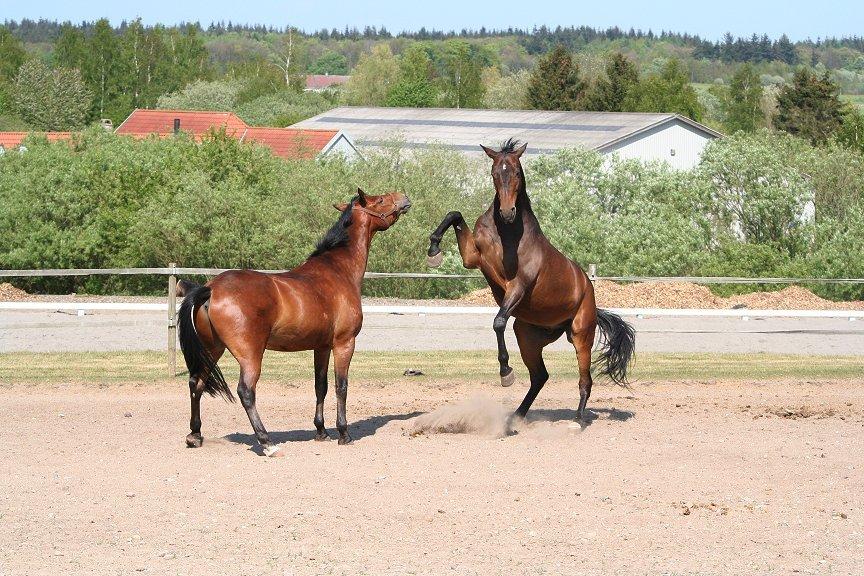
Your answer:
[774,69,844,144]
[585,52,638,111]
[526,44,586,110]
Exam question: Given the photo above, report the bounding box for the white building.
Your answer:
[292,107,722,170]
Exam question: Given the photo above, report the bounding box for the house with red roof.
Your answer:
[0,132,73,154]
[113,108,359,160]
[239,127,357,160]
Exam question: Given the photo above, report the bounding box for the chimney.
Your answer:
[173,118,181,134]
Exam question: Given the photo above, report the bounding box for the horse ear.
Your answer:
[480,144,498,159]
[356,187,368,206]
[333,202,349,212]
[514,142,528,158]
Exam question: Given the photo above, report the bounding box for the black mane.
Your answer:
[310,197,357,257]
[499,138,521,154]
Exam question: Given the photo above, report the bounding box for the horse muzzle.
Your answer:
[499,206,516,224]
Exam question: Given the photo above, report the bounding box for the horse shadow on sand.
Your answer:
[223,411,423,451]
[523,406,635,429]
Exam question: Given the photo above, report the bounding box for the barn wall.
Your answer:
[600,120,715,170]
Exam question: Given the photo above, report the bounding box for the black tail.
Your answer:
[177,282,234,402]
[593,309,636,385]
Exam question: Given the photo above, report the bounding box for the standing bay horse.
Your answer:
[177,189,411,456]
[426,140,634,421]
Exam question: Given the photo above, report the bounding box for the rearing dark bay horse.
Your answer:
[177,189,411,456]
[427,140,634,421]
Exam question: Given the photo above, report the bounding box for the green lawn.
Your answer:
[1,350,862,386]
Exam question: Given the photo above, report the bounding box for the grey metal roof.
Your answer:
[291,106,721,155]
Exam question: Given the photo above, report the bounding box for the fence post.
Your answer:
[588,263,597,281]
[167,262,177,377]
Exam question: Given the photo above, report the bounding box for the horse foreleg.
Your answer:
[332,338,356,445]
[494,282,528,387]
[313,347,331,441]
[427,211,480,269]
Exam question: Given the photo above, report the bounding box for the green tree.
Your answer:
[309,52,348,75]
[623,59,704,121]
[386,44,436,107]
[483,69,530,109]
[83,19,121,119]
[0,26,26,83]
[12,59,92,130]
[54,23,87,70]
[344,44,398,106]
[836,106,864,155]
[526,44,586,110]
[585,52,639,112]
[715,64,764,132]
[439,40,485,108]
[774,68,844,145]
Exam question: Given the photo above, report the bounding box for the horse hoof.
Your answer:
[185,433,203,448]
[500,370,515,387]
[426,252,443,268]
[314,432,331,441]
[262,445,285,458]
[338,436,353,445]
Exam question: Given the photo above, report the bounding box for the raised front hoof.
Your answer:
[426,251,443,268]
[262,444,285,458]
[314,431,332,442]
[185,433,203,448]
[500,368,515,388]
[337,435,353,446]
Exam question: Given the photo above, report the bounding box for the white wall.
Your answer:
[601,120,715,170]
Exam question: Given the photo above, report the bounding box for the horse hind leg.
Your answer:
[571,317,597,422]
[235,355,281,457]
[512,320,562,419]
[186,344,224,448]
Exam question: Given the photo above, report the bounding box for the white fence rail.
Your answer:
[3,265,863,375]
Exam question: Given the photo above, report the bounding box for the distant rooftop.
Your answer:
[291,106,721,155]
[0,132,72,149]
[305,75,351,91]
[115,109,247,138]
[239,127,341,159]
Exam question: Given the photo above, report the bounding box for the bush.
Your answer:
[1,129,862,300]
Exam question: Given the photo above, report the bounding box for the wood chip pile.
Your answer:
[461,281,864,310]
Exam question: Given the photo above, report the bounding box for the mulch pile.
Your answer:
[0,283,33,302]
[460,281,864,310]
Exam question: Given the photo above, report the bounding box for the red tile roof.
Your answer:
[115,109,248,137]
[0,132,73,148]
[305,75,350,90]
[240,128,339,159]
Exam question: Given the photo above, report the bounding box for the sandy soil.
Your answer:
[1,378,862,576]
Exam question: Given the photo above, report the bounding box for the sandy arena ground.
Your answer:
[1,377,862,575]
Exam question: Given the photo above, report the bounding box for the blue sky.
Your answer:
[4,0,863,41]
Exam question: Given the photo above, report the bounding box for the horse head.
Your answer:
[480,139,528,225]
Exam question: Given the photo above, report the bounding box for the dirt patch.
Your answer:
[461,281,864,310]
